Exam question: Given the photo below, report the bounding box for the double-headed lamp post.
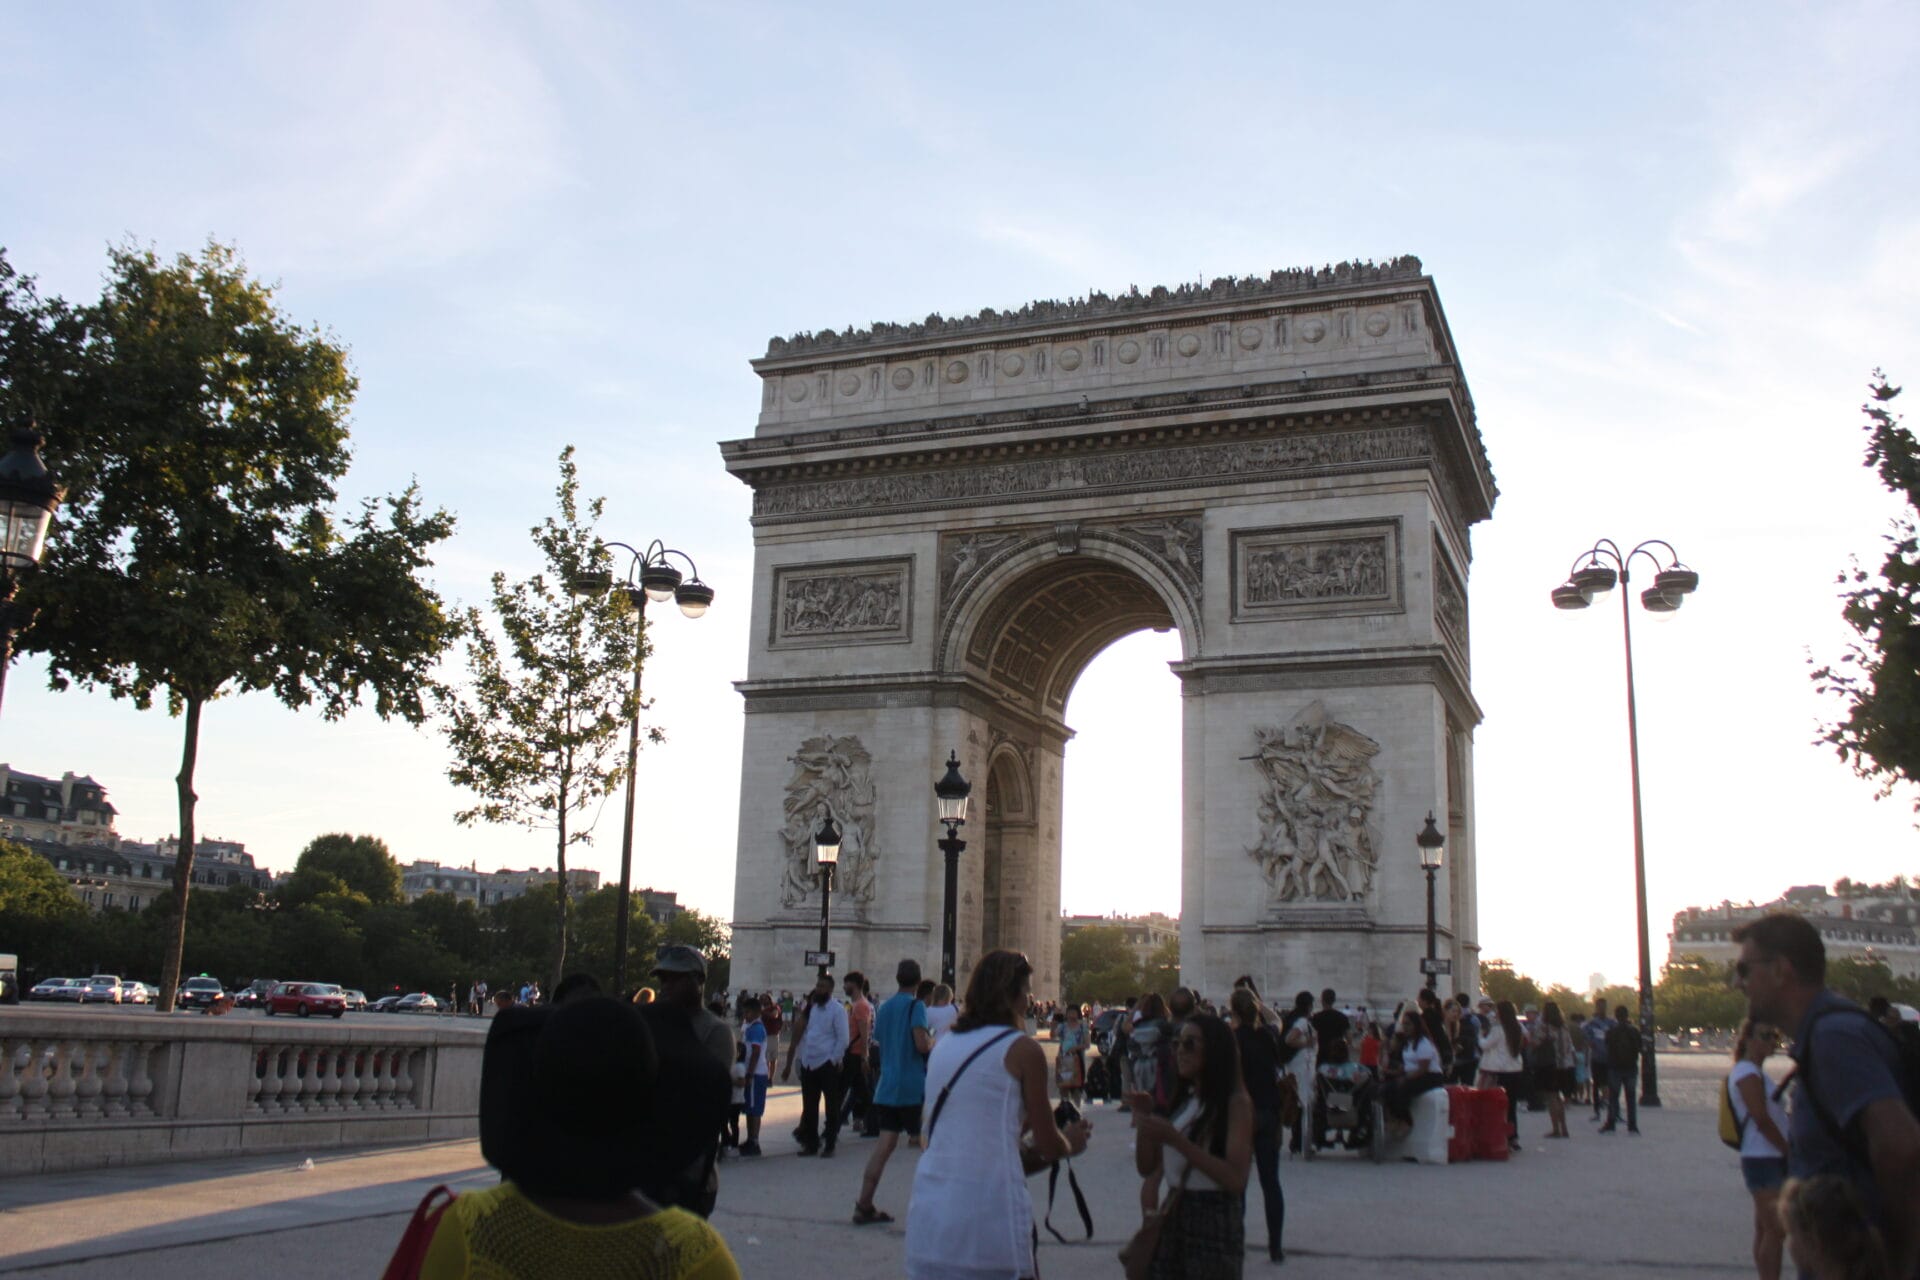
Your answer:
[933,751,972,989]
[570,540,714,995]
[1551,538,1699,1108]
[814,813,841,979]
[0,427,64,720]
[1417,811,1446,992]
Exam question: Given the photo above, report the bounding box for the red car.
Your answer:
[265,982,346,1018]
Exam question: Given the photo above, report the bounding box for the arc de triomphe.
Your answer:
[722,257,1495,1007]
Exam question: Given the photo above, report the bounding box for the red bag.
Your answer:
[381,1184,455,1280]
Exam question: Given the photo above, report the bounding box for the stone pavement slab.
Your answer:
[0,1057,1756,1277]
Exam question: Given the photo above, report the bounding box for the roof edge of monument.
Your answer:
[760,256,1426,361]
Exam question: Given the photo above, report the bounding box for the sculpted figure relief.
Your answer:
[1113,517,1203,596]
[1245,537,1387,605]
[780,736,879,907]
[1246,703,1382,905]
[779,570,904,637]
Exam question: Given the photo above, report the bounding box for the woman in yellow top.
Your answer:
[417,995,740,1280]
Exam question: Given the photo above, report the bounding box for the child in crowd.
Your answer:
[1779,1175,1889,1279]
[722,1042,747,1155]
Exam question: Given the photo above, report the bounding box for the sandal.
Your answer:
[851,1204,894,1226]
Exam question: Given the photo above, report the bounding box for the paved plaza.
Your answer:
[0,1052,1754,1278]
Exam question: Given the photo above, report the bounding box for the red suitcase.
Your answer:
[1444,1085,1476,1163]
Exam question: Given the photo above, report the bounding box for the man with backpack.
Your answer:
[1734,912,1920,1279]
[1601,1005,1642,1134]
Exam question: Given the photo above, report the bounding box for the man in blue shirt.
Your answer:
[852,958,931,1225]
[1734,912,1920,1278]
[1584,999,1615,1121]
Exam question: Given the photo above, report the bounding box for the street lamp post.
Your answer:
[932,751,972,989]
[814,813,841,980]
[571,539,714,995]
[0,427,64,719]
[1551,538,1699,1108]
[1417,811,1446,992]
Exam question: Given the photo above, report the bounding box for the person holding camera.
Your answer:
[904,950,1092,1280]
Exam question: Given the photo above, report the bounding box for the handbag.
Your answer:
[1118,1160,1191,1279]
[379,1184,455,1280]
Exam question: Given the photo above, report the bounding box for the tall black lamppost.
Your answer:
[814,812,840,979]
[933,751,972,988]
[1551,538,1699,1108]
[0,427,63,719]
[571,539,714,995]
[1417,811,1446,992]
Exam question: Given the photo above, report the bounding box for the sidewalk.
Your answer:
[0,1060,1752,1277]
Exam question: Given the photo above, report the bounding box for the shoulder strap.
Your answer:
[925,1028,1018,1142]
[1794,1004,1913,1163]
[1043,1158,1095,1243]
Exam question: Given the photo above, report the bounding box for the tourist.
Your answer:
[1129,992,1175,1109]
[1779,1175,1892,1280]
[738,996,771,1157]
[1568,1012,1590,1104]
[1529,1001,1574,1139]
[1585,998,1615,1121]
[840,971,874,1133]
[1229,988,1286,1263]
[722,1041,746,1158]
[1477,999,1527,1152]
[1728,1019,1790,1280]
[1277,991,1316,1154]
[1415,989,1454,1078]
[926,982,960,1041]
[1169,986,1199,1026]
[1600,1005,1642,1134]
[1311,989,1351,1065]
[1734,912,1920,1277]
[782,972,849,1157]
[1451,993,1482,1086]
[491,989,515,1014]
[1057,1005,1091,1108]
[1128,1013,1253,1279]
[1383,1007,1446,1127]
[1112,996,1139,1104]
[904,951,1092,1280]
[853,958,932,1225]
[413,995,739,1279]
[634,962,731,1217]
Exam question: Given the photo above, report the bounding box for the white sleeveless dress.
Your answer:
[905,1024,1033,1279]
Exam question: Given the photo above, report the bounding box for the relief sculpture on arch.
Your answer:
[780,735,879,909]
[1246,702,1382,906]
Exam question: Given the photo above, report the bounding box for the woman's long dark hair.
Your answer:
[1542,1001,1565,1031]
[1137,991,1170,1022]
[1496,999,1524,1059]
[953,950,1030,1033]
[1170,1013,1241,1159]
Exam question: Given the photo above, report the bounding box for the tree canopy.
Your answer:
[436,448,643,991]
[1813,372,1920,811]
[5,241,458,1009]
[290,833,403,905]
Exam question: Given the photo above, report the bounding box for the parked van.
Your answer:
[0,954,18,1004]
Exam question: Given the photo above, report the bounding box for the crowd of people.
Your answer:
[382,919,1920,1280]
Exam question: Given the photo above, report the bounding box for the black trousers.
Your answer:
[798,1060,844,1149]
[838,1048,871,1126]
[1606,1066,1639,1129]
[1246,1106,1285,1259]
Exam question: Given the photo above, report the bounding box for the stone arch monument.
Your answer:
[722,257,1495,1008]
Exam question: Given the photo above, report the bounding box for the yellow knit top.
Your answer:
[419,1183,740,1280]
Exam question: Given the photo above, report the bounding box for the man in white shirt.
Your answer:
[784,973,851,1156]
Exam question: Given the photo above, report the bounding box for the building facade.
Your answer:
[398,860,602,906]
[0,766,118,847]
[16,835,273,913]
[1670,884,1920,980]
[1061,912,1179,972]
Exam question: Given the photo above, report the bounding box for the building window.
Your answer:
[130,895,141,910]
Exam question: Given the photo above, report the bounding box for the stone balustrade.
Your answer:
[0,1009,484,1175]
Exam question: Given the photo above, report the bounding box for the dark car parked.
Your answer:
[178,976,227,1009]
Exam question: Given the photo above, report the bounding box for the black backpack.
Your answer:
[1605,1021,1642,1070]
[1794,1008,1920,1161]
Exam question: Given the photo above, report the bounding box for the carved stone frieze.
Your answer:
[1433,544,1467,651]
[772,558,912,648]
[779,735,879,908]
[1231,520,1402,621]
[1108,518,1203,599]
[758,424,1434,521]
[939,532,1023,606]
[1245,703,1382,906]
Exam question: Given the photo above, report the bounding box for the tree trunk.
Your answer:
[157,694,203,1013]
[551,783,570,996]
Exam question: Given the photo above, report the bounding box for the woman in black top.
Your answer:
[1229,988,1286,1263]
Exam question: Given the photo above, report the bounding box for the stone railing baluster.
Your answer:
[393,1047,418,1110]
[0,1037,22,1120]
[46,1041,78,1119]
[100,1041,131,1118]
[72,1041,105,1119]
[19,1039,50,1119]
[258,1046,285,1113]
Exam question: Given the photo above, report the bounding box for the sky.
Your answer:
[2,3,1917,991]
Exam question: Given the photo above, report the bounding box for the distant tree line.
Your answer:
[0,834,728,999]
[1059,924,1180,1007]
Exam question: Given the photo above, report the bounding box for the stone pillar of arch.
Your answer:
[721,259,1495,1009]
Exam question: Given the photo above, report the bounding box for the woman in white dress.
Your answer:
[1727,1019,1789,1280]
[905,952,1093,1280]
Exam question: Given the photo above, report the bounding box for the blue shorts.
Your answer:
[745,1075,769,1118]
[1742,1156,1786,1193]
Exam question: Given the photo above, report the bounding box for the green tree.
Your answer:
[289,833,402,905]
[1813,373,1920,810]
[1060,925,1142,1007]
[13,242,457,1011]
[1143,936,1181,993]
[0,839,88,918]
[662,909,733,996]
[1478,959,1544,1010]
[1655,955,1746,1032]
[436,448,642,992]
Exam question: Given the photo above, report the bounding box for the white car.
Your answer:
[118,981,150,1004]
[28,977,74,1001]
